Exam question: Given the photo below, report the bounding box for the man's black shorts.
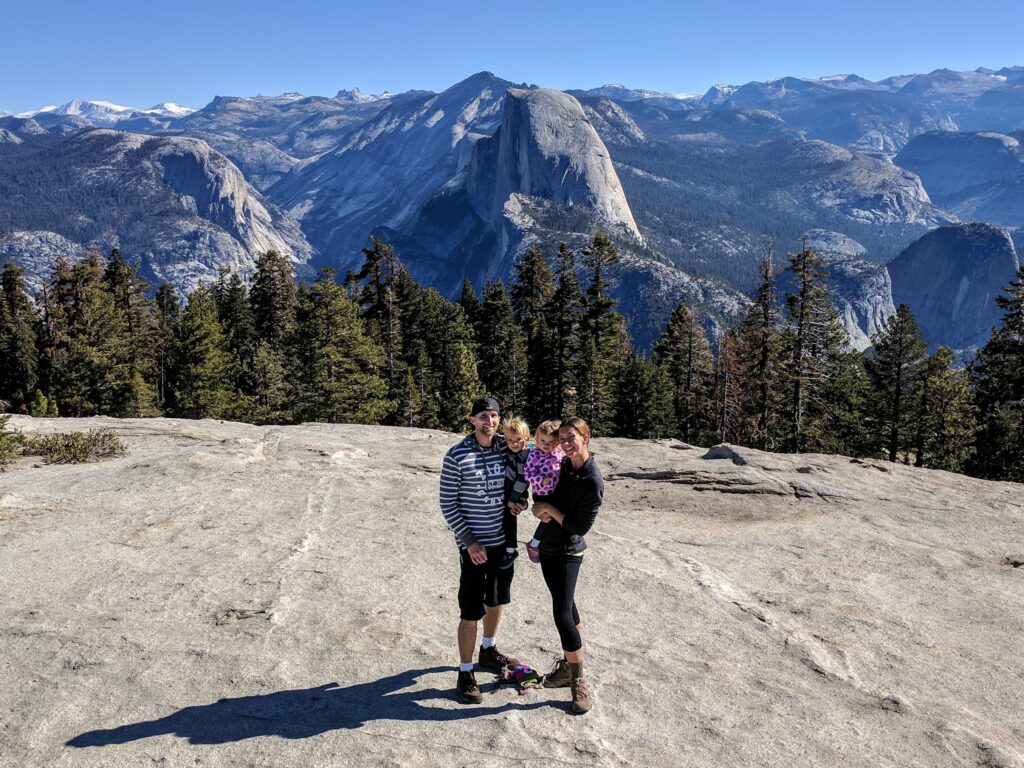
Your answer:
[458,546,513,621]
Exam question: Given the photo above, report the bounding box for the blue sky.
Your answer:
[3,0,1023,112]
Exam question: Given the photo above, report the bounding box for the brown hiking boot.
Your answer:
[542,657,571,688]
[456,670,482,704]
[569,662,592,714]
[478,645,518,671]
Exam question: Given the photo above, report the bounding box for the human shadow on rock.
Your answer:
[67,666,545,747]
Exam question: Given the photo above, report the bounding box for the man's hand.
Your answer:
[467,542,487,565]
[508,501,527,516]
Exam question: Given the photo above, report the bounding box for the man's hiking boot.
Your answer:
[478,645,519,671]
[542,657,571,688]
[499,549,518,570]
[569,661,592,714]
[456,671,482,704]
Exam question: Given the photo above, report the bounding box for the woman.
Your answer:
[531,416,604,714]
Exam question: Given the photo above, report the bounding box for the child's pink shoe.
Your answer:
[527,543,541,563]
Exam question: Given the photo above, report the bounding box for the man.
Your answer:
[439,396,523,703]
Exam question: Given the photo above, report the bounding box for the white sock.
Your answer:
[481,636,496,649]
[506,547,515,553]
[529,538,540,547]
[459,661,474,672]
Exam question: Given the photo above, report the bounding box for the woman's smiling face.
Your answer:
[558,425,588,458]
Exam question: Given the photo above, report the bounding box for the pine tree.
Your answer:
[713,329,742,444]
[418,288,482,431]
[175,284,239,419]
[911,347,978,472]
[290,269,391,424]
[392,268,430,427]
[250,250,297,350]
[779,246,851,453]
[613,353,674,438]
[653,302,715,445]
[477,280,527,417]
[866,304,928,462]
[46,248,135,416]
[970,266,1024,480]
[735,245,782,450]
[510,246,556,425]
[577,234,630,435]
[351,238,408,425]
[549,243,585,419]
[215,269,259,418]
[153,283,181,414]
[103,249,159,416]
[458,277,482,341]
[0,262,39,411]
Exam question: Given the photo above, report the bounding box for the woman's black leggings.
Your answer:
[540,553,583,652]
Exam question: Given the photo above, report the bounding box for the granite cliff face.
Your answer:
[895,131,1024,228]
[888,223,1021,352]
[0,129,313,292]
[1,417,1021,767]
[467,88,640,239]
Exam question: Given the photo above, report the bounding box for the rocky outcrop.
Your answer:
[0,129,314,293]
[1,417,1021,767]
[0,231,87,290]
[888,223,1021,352]
[895,131,1024,228]
[467,88,640,239]
[798,230,896,350]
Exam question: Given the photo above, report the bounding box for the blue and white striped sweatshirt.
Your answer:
[440,433,508,549]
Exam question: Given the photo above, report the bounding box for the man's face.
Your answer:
[469,410,500,437]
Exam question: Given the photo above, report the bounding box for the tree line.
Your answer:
[1,235,1022,482]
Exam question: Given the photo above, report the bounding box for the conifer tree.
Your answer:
[290,269,391,424]
[419,288,482,431]
[970,266,1024,480]
[713,329,742,443]
[250,250,297,350]
[911,347,978,472]
[175,284,239,419]
[458,277,482,341]
[866,303,928,462]
[477,280,527,417]
[351,238,408,424]
[46,248,136,416]
[510,246,555,425]
[735,245,782,449]
[153,283,181,414]
[652,302,715,445]
[613,353,674,438]
[392,268,430,427]
[778,246,850,453]
[0,262,39,411]
[549,243,585,418]
[215,269,260,418]
[577,234,630,435]
[103,249,159,416]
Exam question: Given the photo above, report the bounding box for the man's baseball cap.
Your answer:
[470,397,501,416]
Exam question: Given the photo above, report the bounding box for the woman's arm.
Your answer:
[532,477,602,536]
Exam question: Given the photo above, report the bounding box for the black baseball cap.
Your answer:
[470,397,501,416]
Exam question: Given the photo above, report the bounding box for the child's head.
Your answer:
[503,416,530,453]
[535,420,561,453]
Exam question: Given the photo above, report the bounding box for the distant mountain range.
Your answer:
[2,65,1023,353]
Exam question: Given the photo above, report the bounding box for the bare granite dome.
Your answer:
[1,417,1021,766]
[469,88,641,239]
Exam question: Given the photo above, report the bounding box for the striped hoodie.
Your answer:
[439,433,508,549]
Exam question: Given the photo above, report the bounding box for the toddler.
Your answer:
[522,419,565,563]
[500,416,532,569]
